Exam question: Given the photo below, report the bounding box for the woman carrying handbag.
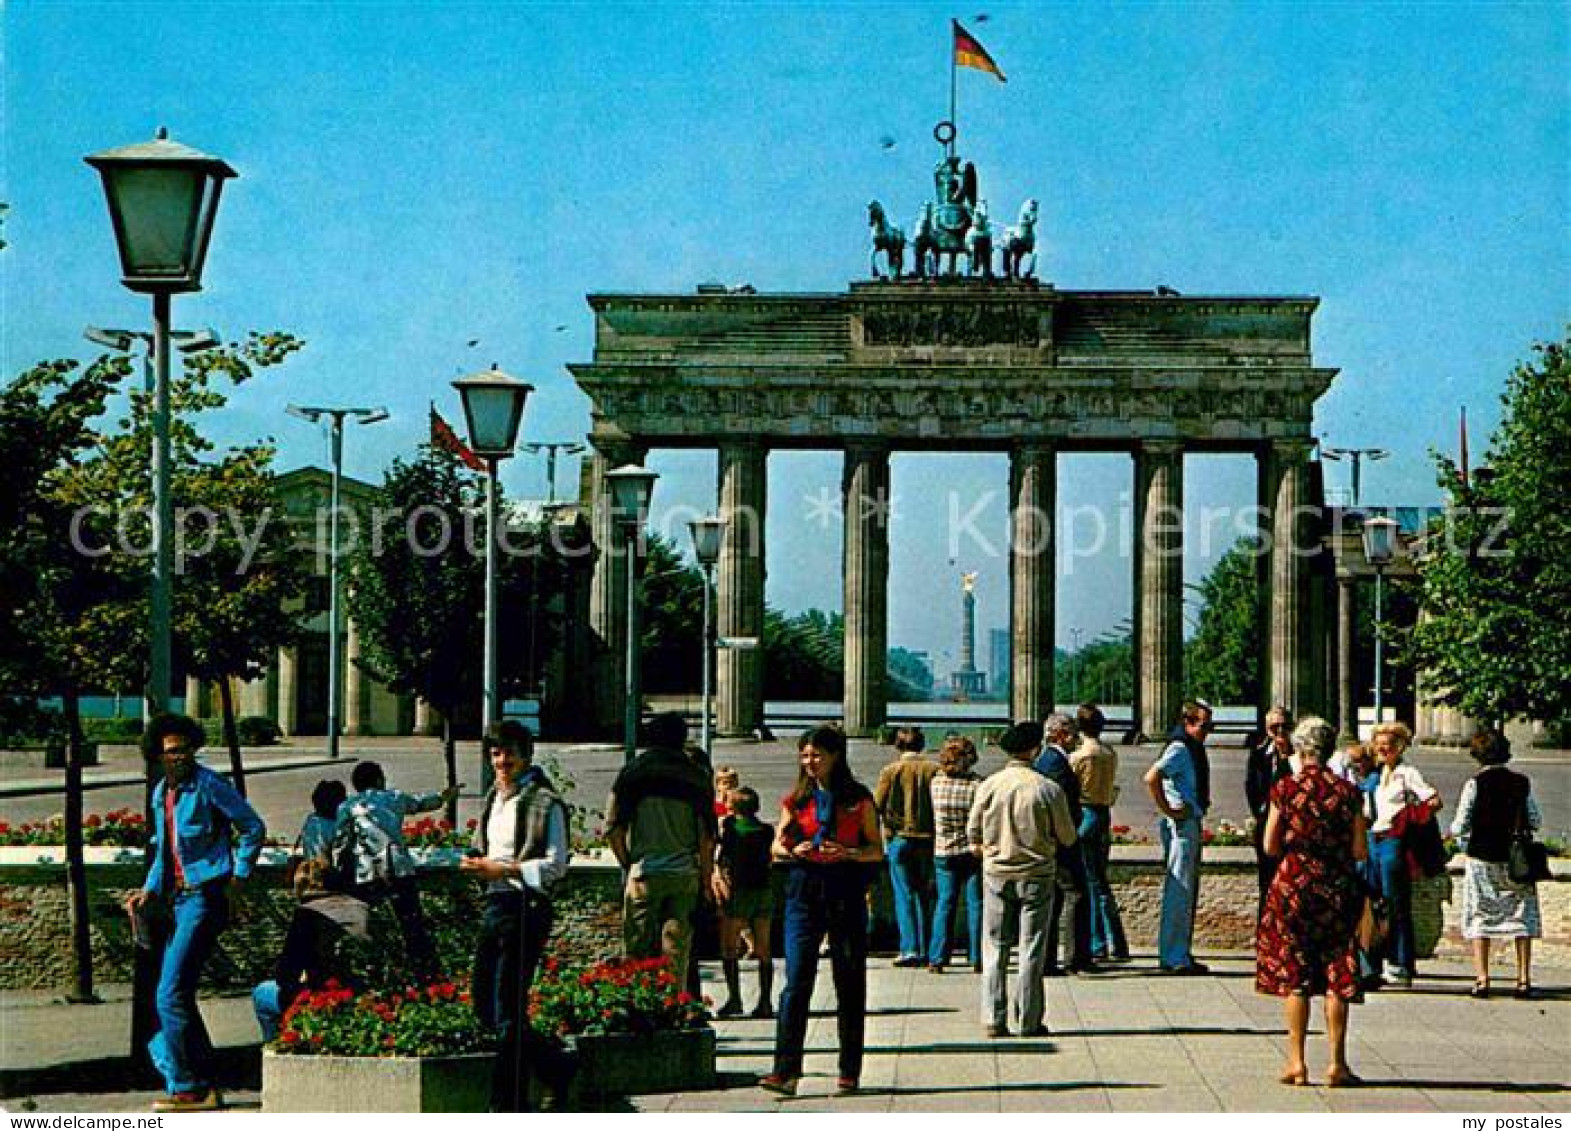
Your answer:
[1450,729,1545,999]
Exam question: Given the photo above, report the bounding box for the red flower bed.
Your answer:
[0,808,147,848]
[529,956,709,1039]
[273,978,490,1058]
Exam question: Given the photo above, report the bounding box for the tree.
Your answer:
[1406,335,1571,731]
[55,332,308,792]
[1,356,128,1003]
[346,446,579,815]
[887,647,933,701]
[638,534,705,696]
[1183,537,1263,707]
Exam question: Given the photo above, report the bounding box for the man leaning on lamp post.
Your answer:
[124,713,266,1112]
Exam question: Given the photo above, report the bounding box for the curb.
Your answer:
[0,756,357,800]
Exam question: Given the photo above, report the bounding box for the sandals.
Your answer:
[1470,981,1491,999]
[1325,1067,1363,1088]
[759,1074,799,1097]
[1278,1067,1309,1086]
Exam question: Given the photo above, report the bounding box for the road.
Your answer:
[4,736,1566,845]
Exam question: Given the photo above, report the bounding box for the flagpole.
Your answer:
[949,20,958,154]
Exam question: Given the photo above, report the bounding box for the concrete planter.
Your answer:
[261,1048,494,1112]
[567,1027,716,1098]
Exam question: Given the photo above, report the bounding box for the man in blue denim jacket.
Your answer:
[124,714,265,1112]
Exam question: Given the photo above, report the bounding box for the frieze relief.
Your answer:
[590,381,1318,437]
[859,303,1042,348]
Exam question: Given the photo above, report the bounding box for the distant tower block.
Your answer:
[951,572,987,700]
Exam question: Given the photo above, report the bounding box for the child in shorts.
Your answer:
[714,785,776,1018]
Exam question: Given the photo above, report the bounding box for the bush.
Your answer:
[273,980,491,1057]
[236,715,281,746]
[0,808,149,847]
[82,716,143,743]
[529,956,709,1039]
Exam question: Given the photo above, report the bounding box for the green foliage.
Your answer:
[235,715,281,746]
[528,956,708,1039]
[1063,636,1133,707]
[638,534,705,695]
[1183,537,1262,707]
[0,808,149,848]
[887,646,934,701]
[273,981,491,1057]
[762,608,843,699]
[1406,336,1571,728]
[82,716,144,743]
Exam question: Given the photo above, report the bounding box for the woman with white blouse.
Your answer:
[1366,722,1441,988]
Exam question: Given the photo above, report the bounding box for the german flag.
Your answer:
[954,20,1006,82]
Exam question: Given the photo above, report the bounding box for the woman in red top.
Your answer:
[759,725,883,1098]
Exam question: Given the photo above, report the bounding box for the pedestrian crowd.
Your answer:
[121,701,1549,1110]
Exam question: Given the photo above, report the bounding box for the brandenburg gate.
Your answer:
[568,140,1337,739]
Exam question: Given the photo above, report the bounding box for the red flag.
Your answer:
[430,404,485,472]
[1459,406,1470,487]
[954,20,1006,82]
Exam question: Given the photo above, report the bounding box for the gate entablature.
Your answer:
[570,283,1335,449]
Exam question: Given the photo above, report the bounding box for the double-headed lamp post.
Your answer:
[453,366,533,740]
[285,405,389,758]
[1361,515,1399,727]
[606,466,659,761]
[688,516,727,762]
[87,128,236,717]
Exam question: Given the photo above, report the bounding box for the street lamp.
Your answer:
[688,516,726,762]
[1322,445,1389,507]
[285,405,389,757]
[84,326,220,393]
[521,441,586,505]
[452,366,534,738]
[1361,515,1399,728]
[606,465,659,760]
[86,128,236,716]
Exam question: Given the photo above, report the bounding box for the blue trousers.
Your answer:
[1157,816,1202,969]
[1081,805,1128,959]
[1371,835,1416,973]
[773,868,868,1081]
[149,884,228,1094]
[929,853,982,967]
[884,837,932,959]
[252,980,286,1043]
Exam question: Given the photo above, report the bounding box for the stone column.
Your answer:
[344,616,367,735]
[1263,439,1315,716]
[587,440,647,737]
[184,677,206,719]
[413,697,432,737]
[1009,442,1056,723]
[1135,441,1184,739]
[1335,575,1358,738]
[842,441,890,737]
[276,646,299,736]
[716,441,767,737]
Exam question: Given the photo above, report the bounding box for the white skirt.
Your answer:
[1460,857,1541,939]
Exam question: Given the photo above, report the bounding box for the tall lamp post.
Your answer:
[285,405,389,757]
[688,516,726,762]
[521,441,586,505]
[453,367,534,744]
[1361,515,1399,728]
[1322,445,1389,507]
[87,128,235,717]
[606,465,659,761]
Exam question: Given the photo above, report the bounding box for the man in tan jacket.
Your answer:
[967,721,1077,1039]
[874,727,939,967]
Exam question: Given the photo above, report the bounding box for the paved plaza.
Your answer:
[3,954,1566,1113]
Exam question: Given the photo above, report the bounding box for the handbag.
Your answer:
[1398,802,1448,879]
[1507,796,1552,884]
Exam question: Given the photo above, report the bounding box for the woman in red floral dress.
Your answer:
[1256,716,1369,1088]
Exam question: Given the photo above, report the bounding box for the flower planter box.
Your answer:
[566,1027,716,1099]
[261,1048,494,1112]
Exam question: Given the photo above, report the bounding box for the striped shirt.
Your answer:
[930,771,980,858]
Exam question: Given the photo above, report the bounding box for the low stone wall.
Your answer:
[0,847,1565,991]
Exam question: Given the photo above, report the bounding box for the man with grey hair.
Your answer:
[968,721,1077,1038]
[1247,706,1296,907]
[1144,700,1214,974]
[1034,713,1092,972]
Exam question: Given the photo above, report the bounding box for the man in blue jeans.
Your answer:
[125,714,265,1112]
[873,727,938,967]
[1143,700,1213,975]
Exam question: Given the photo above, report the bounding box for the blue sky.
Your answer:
[6,1,1567,682]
